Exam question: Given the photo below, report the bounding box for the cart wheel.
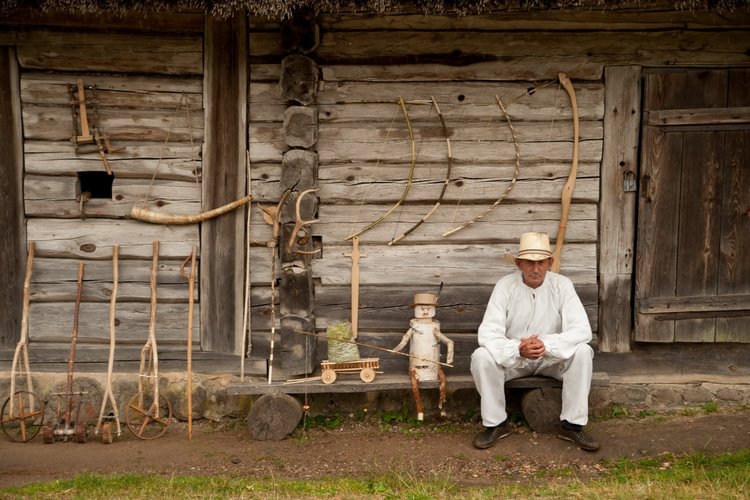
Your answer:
[101,422,113,444]
[42,424,54,444]
[360,367,376,383]
[1,391,45,443]
[321,369,337,384]
[126,392,172,440]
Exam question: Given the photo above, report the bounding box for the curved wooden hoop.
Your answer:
[389,96,451,245]
[346,96,416,240]
[442,94,521,237]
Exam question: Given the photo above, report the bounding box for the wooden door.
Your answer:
[635,68,750,342]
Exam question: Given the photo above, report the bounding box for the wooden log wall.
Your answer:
[247,7,750,371]
[14,29,204,349]
[248,16,603,374]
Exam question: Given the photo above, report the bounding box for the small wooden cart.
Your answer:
[320,358,379,384]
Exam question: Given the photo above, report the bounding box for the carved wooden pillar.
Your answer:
[277,12,320,377]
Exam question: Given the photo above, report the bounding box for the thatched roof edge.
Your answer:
[1,0,748,20]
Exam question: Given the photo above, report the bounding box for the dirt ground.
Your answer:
[1,408,749,489]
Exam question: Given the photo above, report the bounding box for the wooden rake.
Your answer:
[1,242,45,443]
[94,245,122,444]
[125,240,173,439]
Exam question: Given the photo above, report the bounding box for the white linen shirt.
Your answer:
[477,271,592,368]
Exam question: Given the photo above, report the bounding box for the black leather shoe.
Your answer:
[557,426,600,451]
[472,422,511,449]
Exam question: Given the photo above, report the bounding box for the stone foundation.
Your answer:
[2,372,748,425]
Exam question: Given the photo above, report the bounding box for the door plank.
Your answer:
[718,128,750,342]
[675,130,723,342]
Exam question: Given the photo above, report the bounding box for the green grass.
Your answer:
[2,449,748,499]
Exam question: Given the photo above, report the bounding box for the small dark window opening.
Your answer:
[78,171,114,199]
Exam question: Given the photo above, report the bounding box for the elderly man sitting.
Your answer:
[470,232,599,451]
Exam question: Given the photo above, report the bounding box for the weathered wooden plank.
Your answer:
[635,72,690,343]
[21,72,203,107]
[249,127,603,164]
[247,8,750,52]
[672,71,729,342]
[251,174,600,205]
[28,302,199,345]
[599,66,640,276]
[22,105,204,142]
[312,283,599,333]
[648,107,750,126]
[316,139,603,164]
[320,120,603,142]
[24,175,201,218]
[270,203,598,245]
[253,161,599,187]
[598,343,750,383]
[247,243,598,287]
[598,65,640,352]
[329,61,604,83]
[0,47,25,349]
[312,30,750,64]
[30,282,197,303]
[1,10,205,33]
[316,161,601,185]
[634,130,681,342]
[253,80,605,116]
[15,31,203,75]
[248,282,598,335]
[676,130,724,342]
[717,73,750,343]
[639,294,750,315]
[27,219,199,259]
[24,140,201,181]
[248,95,606,124]
[251,121,603,152]
[314,9,750,31]
[243,325,606,376]
[22,254,199,304]
[21,71,203,104]
[248,202,598,247]
[201,15,248,354]
[32,257,197,285]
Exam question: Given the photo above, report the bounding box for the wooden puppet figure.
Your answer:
[392,293,454,421]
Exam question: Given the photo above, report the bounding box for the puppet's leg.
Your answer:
[409,369,424,421]
[437,367,447,417]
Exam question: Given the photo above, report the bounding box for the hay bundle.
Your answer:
[326,321,360,362]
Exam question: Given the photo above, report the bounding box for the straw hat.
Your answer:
[503,232,553,264]
[412,293,438,307]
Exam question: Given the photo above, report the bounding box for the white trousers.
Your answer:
[470,343,594,427]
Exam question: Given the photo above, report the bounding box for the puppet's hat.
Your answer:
[412,293,438,307]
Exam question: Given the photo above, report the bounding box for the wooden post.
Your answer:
[598,66,641,353]
[0,47,25,350]
[185,245,197,439]
[202,15,248,353]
